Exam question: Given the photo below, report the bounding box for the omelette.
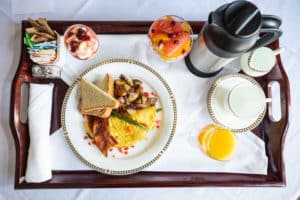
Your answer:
[109,106,157,148]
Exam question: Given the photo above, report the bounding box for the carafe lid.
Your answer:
[224,0,261,37]
[203,0,262,58]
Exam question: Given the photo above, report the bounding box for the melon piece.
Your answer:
[163,32,190,56]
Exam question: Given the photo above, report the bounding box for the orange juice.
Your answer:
[198,124,237,161]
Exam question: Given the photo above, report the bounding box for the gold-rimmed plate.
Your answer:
[61,59,177,175]
[207,74,266,132]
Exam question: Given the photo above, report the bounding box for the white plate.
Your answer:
[207,74,266,132]
[61,59,177,175]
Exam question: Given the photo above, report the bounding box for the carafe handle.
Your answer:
[249,15,282,51]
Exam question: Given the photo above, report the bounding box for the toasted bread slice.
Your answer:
[97,74,114,95]
[82,74,115,118]
[80,78,119,112]
[81,108,106,117]
[97,74,114,117]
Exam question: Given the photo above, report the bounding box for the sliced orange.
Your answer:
[151,33,171,45]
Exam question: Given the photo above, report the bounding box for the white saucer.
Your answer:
[207,74,267,132]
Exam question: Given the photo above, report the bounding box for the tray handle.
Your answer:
[267,81,281,122]
[262,47,290,183]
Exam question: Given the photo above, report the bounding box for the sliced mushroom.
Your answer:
[134,103,148,109]
[125,77,133,86]
[116,85,127,97]
[133,96,142,104]
[141,96,148,104]
[128,92,139,102]
[134,85,143,95]
[133,79,142,86]
[120,74,126,80]
[115,79,126,86]
[124,84,131,92]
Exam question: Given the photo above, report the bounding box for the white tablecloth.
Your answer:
[1,0,300,199]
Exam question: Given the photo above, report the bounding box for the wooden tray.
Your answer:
[10,20,290,189]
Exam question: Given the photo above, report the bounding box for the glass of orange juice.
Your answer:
[148,15,193,62]
[198,124,237,161]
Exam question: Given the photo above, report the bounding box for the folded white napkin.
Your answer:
[50,35,267,174]
[25,83,53,183]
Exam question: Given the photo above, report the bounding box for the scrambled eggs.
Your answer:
[109,106,157,148]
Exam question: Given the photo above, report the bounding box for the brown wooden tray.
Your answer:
[10,20,290,189]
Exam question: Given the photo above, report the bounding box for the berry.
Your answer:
[76,28,86,40]
[70,41,79,52]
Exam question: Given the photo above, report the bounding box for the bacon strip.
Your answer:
[91,117,117,157]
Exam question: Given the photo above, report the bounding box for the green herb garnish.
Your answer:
[156,108,162,112]
[111,111,147,130]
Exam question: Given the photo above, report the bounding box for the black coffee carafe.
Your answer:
[185,0,282,77]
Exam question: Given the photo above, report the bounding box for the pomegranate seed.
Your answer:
[168,33,174,38]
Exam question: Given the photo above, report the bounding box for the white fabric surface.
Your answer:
[1,0,300,200]
[51,35,268,174]
[25,83,53,183]
[11,0,53,15]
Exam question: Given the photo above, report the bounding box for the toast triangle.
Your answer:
[80,78,119,112]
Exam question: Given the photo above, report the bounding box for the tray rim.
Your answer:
[9,20,290,189]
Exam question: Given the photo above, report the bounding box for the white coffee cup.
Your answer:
[223,83,271,119]
[241,47,282,77]
[208,74,271,132]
